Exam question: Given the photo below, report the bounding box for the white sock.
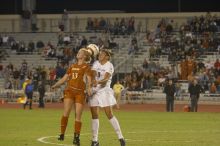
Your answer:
[91,119,99,141]
[109,116,124,139]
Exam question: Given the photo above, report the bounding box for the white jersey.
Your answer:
[92,60,114,89]
[89,60,116,107]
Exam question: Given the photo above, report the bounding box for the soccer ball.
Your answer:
[87,44,99,58]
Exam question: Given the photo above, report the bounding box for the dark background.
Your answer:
[0,0,219,14]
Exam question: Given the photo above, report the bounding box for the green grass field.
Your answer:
[0,108,220,146]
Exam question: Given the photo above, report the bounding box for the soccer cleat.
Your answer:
[91,141,99,146]
[73,133,80,146]
[119,138,126,146]
[58,134,64,141]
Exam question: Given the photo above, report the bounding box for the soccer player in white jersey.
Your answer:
[89,49,126,146]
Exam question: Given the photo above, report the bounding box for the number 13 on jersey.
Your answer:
[71,73,78,79]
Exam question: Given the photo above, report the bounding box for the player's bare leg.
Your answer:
[58,98,74,141]
[90,106,100,146]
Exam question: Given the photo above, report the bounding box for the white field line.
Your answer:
[38,129,220,145]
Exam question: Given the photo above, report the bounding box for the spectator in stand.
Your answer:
[123,73,132,89]
[99,17,106,30]
[197,60,205,71]
[47,47,56,58]
[19,70,26,89]
[32,68,40,91]
[113,18,120,35]
[28,40,35,53]
[49,67,56,86]
[128,17,135,34]
[93,18,99,31]
[180,58,188,80]
[215,65,220,77]
[7,62,13,71]
[38,80,46,108]
[56,47,64,62]
[63,34,70,45]
[142,59,148,70]
[149,73,155,89]
[36,40,44,52]
[5,78,12,89]
[210,82,217,94]
[198,71,209,91]
[119,18,127,35]
[214,59,220,69]
[108,37,118,50]
[11,41,19,52]
[149,45,156,58]
[187,57,196,77]
[19,41,26,53]
[86,17,94,31]
[56,63,66,79]
[163,79,176,112]
[97,38,104,50]
[175,82,182,100]
[142,72,151,90]
[21,59,28,74]
[188,79,203,112]
[187,72,195,84]
[80,36,88,48]
[2,35,9,46]
[205,60,213,71]
[12,68,20,90]
[166,20,173,34]
[128,75,140,91]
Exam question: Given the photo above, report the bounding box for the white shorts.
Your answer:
[89,87,116,107]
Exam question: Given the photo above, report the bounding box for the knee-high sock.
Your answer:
[109,116,124,139]
[61,116,68,134]
[74,121,82,134]
[91,119,99,141]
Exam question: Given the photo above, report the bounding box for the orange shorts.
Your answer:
[63,88,86,104]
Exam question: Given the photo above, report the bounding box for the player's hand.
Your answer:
[51,85,57,90]
[100,82,107,87]
[87,88,92,97]
[93,80,98,87]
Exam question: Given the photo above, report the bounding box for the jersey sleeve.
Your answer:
[105,62,114,75]
[66,66,72,76]
[92,61,98,71]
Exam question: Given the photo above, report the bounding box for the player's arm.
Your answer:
[96,72,111,86]
[86,73,92,96]
[51,74,68,89]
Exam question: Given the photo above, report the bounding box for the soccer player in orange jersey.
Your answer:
[52,48,92,146]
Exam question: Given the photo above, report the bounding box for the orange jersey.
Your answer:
[66,63,91,91]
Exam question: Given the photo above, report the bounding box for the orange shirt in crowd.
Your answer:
[210,83,217,93]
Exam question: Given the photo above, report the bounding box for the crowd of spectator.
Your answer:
[0,60,67,92]
[86,17,136,35]
[116,12,220,95]
[1,12,220,97]
[146,12,220,63]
